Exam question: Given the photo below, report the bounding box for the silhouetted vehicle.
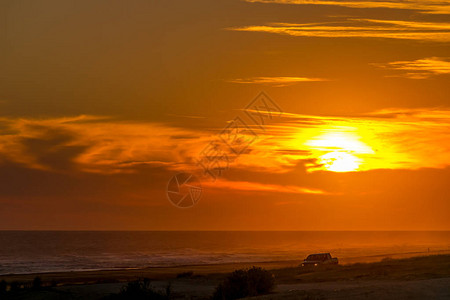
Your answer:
[301,253,338,267]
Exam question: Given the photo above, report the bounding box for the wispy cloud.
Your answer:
[1,108,450,178]
[203,179,329,194]
[229,19,450,41]
[166,114,207,119]
[244,0,450,15]
[0,115,209,174]
[258,108,450,172]
[227,76,328,86]
[373,57,450,79]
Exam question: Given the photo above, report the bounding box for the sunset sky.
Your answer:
[1,0,449,230]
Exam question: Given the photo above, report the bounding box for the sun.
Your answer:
[319,151,360,172]
[305,131,374,172]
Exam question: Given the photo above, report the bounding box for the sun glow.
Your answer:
[319,151,360,172]
[306,131,374,172]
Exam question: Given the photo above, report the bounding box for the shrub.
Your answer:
[176,271,194,278]
[106,278,169,300]
[0,280,6,294]
[32,276,42,290]
[50,280,59,287]
[165,282,171,299]
[212,267,275,300]
[247,266,276,296]
[9,281,22,292]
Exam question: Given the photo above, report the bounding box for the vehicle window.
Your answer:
[307,254,326,261]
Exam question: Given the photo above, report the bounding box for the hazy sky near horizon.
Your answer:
[1,0,449,230]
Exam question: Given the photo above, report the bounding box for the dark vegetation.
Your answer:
[0,280,7,295]
[212,266,275,300]
[32,276,43,290]
[176,271,194,279]
[106,278,171,300]
[0,276,45,298]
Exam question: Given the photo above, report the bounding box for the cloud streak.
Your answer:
[229,19,450,41]
[373,57,450,79]
[244,0,450,15]
[1,108,450,179]
[258,108,450,172]
[227,76,328,86]
[203,179,329,194]
[0,115,209,174]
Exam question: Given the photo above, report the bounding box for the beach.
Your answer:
[1,231,449,299]
[2,231,449,275]
[1,252,449,299]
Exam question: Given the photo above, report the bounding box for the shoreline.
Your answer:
[1,249,449,285]
[0,254,449,299]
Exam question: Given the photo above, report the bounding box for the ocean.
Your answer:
[0,231,449,275]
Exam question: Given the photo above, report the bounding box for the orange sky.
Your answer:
[0,0,449,230]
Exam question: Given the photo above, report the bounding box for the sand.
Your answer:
[0,253,449,299]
